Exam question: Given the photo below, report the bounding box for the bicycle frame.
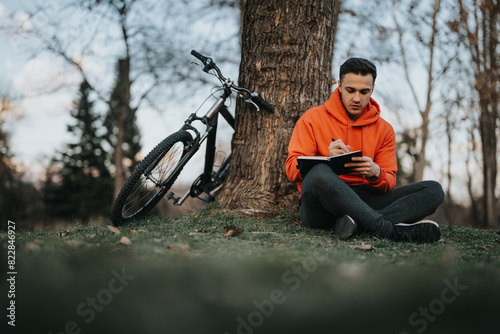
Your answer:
[164,86,235,206]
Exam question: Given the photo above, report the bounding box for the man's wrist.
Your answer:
[368,165,381,182]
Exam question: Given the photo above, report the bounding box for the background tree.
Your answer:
[392,0,443,182]
[43,81,113,222]
[104,58,141,197]
[218,0,337,210]
[449,0,499,228]
[0,97,22,225]
[0,96,42,227]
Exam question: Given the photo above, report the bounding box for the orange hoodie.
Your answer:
[286,87,397,193]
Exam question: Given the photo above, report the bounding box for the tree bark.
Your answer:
[218,0,337,210]
[111,58,132,199]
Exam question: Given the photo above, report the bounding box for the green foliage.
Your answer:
[43,81,113,222]
[0,100,42,226]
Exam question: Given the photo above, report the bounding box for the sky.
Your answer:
[1,1,85,179]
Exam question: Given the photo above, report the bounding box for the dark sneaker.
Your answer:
[393,220,441,243]
[334,215,357,240]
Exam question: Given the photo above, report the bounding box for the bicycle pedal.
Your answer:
[166,192,180,202]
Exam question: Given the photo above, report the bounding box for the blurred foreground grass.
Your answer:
[1,204,500,334]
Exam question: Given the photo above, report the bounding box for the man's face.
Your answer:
[338,73,375,122]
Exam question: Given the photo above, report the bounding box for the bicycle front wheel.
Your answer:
[111,130,194,226]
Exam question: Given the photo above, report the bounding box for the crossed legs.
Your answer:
[300,164,445,237]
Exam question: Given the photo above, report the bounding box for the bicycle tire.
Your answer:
[111,130,194,226]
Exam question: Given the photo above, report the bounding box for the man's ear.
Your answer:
[338,80,342,92]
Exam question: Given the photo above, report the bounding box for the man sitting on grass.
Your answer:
[286,58,444,242]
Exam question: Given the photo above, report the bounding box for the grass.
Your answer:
[2,203,500,334]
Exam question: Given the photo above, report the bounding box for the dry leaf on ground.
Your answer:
[239,209,268,215]
[223,225,244,237]
[119,236,132,245]
[107,225,121,235]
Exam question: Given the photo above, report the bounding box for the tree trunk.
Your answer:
[478,94,497,228]
[413,115,429,182]
[218,0,337,210]
[465,130,480,226]
[457,0,499,228]
[113,109,126,199]
[443,104,454,223]
[113,58,132,200]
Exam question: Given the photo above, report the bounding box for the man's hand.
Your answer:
[345,156,381,180]
[329,139,351,157]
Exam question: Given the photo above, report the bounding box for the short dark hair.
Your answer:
[339,58,377,83]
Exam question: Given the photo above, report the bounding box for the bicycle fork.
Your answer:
[167,104,235,206]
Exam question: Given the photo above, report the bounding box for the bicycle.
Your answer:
[110,50,274,226]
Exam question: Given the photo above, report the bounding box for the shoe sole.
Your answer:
[394,220,439,228]
[334,215,357,240]
[394,220,441,243]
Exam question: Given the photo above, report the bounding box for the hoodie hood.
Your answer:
[324,87,381,127]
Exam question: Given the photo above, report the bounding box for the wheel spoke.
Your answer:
[121,141,186,218]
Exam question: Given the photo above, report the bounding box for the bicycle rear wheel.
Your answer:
[111,130,194,226]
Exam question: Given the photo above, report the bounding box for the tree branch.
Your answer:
[391,0,422,112]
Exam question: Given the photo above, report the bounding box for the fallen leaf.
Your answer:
[349,243,373,251]
[119,236,132,245]
[239,209,268,215]
[107,225,121,235]
[168,243,191,251]
[223,225,244,237]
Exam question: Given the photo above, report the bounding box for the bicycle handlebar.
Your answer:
[191,50,274,113]
[191,50,215,73]
[191,50,208,63]
[250,92,275,114]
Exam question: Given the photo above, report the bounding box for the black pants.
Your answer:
[300,164,445,237]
